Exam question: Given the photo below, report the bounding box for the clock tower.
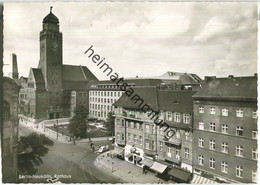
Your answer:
[38,7,63,91]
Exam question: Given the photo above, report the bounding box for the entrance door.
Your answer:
[49,113,54,119]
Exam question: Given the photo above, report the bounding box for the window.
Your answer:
[252,110,258,119]
[210,140,216,150]
[176,130,180,138]
[236,109,243,117]
[252,170,258,183]
[222,108,228,116]
[151,140,155,150]
[252,148,258,160]
[198,155,204,166]
[167,112,172,121]
[145,139,150,149]
[236,145,243,157]
[128,133,131,142]
[222,125,228,134]
[159,127,164,135]
[221,161,228,173]
[199,122,204,130]
[209,158,215,169]
[236,127,243,136]
[210,123,216,132]
[139,136,142,145]
[167,147,172,157]
[184,148,190,159]
[199,106,204,113]
[210,107,216,114]
[252,131,258,139]
[221,142,228,153]
[174,113,181,122]
[236,166,243,178]
[159,141,163,151]
[176,149,180,160]
[134,135,137,143]
[183,114,190,124]
[122,134,125,141]
[185,131,190,140]
[117,133,120,141]
[198,138,204,147]
[145,124,150,133]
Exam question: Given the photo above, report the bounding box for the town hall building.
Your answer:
[19,8,98,122]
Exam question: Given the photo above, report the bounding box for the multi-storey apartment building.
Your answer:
[89,72,201,120]
[113,86,197,183]
[192,75,257,183]
[2,77,20,182]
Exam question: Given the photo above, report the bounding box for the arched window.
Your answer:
[3,101,10,120]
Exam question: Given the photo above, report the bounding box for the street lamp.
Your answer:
[56,113,59,140]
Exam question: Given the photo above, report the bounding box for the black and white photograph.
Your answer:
[1,1,258,184]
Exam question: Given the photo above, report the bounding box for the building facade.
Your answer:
[2,77,20,183]
[113,86,197,182]
[192,75,258,183]
[89,73,201,120]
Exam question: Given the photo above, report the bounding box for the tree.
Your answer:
[68,105,88,138]
[18,133,54,182]
[105,111,115,136]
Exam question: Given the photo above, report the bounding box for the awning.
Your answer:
[168,167,192,182]
[150,162,168,174]
[190,174,218,184]
[141,158,154,167]
[134,156,142,163]
[126,153,133,158]
[165,140,181,146]
[112,147,124,155]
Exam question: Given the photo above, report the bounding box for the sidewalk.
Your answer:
[94,151,174,184]
[19,120,111,144]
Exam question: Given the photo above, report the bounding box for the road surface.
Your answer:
[19,124,123,183]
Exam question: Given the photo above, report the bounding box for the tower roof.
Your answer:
[43,7,59,24]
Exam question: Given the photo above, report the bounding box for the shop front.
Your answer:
[124,145,144,167]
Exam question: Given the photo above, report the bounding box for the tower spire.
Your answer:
[50,6,53,13]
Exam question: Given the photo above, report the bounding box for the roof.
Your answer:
[113,87,158,110]
[43,12,59,24]
[62,65,98,90]
[31,68,46,90]
[114,87,195,112]
[193,76,257,101]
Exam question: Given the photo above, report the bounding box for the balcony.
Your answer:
[144,148,157,156]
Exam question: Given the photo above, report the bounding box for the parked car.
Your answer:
[98,145,109,153]
[47,177,62,183]
[108,137,115,143]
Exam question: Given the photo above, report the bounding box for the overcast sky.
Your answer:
[3,2,258,80]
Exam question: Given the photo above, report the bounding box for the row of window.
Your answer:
[89,91,122,97]
[90,104,114,111]
[89,97,118,103]
[197,155,257,181]
[198,122,258,138]
[89,111,109,118]
[198,138,258,159]
[166,112,191,124]
[165,146,190,159]
[198,106,257,119]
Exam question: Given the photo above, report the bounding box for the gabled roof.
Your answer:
[62,65,98,90]
[114,87,195,112]
[193,76,257,101]
[113,87,158,110]
[31,68,45,90]
[158,91,196,112]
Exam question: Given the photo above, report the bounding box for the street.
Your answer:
[19,124,122,183]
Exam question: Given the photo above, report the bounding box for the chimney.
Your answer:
[204,76,216,83]
[228,75,234,79]
[254,73,257,77]
[11,53,19,79]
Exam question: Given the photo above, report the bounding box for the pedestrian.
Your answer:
[142,166,146,174]
[92,146,95,151]
[73,139,75,144]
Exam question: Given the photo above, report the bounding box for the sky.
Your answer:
[3,2,258,80]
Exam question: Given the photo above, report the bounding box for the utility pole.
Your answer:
[56,113,59,140]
